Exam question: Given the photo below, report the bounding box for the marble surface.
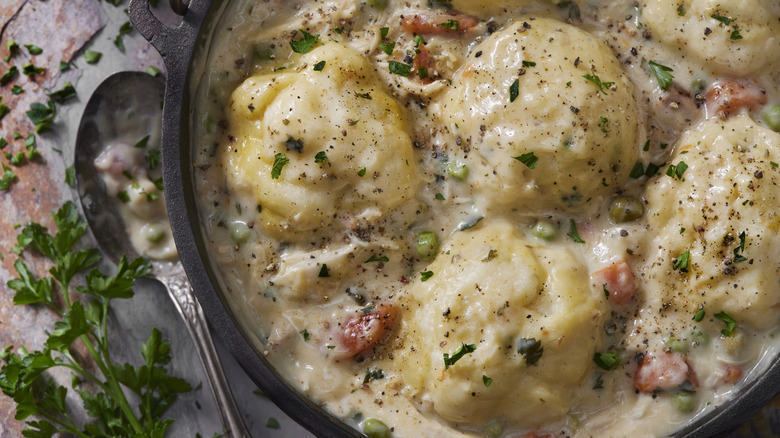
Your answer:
[0,1,778,437]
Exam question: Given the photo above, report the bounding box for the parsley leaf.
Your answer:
[364,254,389,263]
[513,151,538,169]
[0,66,18,86]
[732,231,747,263]
[314,151,328,164]
[516,338,543,365]
[271,153,290,179]
[693,308,705,322]
[420,270,434,281]
[583,73,615,94]
[440,19,459,31]
[443,343,476,370]
[84,50,102,64]
[599,116,609,133]
[48,82,76,104]
[26,101,56,133]
[357,167,367,177]
[521,60,536,68]
[114,22,133,52]
[567,219,585,244]
[509,78,519,103]
[593,352,618,370]
[378,42,396,56]
[290,30,320,54]
[482,375,493,387]
[665,161,688,180]
[313,60,326,71]
[673,250,691,272]
[388,61,412,77]
[318,264,330,278]
[299,329,310,341]
[648,61,674,90]
[363,369,385,384]
[715,311,737,336]
[0,164,16,190]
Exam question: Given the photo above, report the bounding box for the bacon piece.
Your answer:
[634,352,698,393]
[401,13,480,35]
[705,79,767,119]
[338,303,399,358]
[591,260,637,305]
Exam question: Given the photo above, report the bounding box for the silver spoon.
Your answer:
[74,71,250,438]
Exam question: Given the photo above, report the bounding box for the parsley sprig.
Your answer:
[0,202,192,437]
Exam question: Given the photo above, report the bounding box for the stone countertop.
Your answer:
[0,1,777,438]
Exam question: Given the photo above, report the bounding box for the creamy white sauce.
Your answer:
[93,93,176,261]
[190,1,780,436]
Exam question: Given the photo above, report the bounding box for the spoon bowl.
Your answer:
[74,71,250,438]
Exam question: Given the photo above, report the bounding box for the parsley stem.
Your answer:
[38,410,90,438]
[80,333,144,434]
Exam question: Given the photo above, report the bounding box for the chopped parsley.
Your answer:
[732,231,747,263]
[440,19,459,31]
[516,338,543,365]
[673,250,691,272]
[677,4,686,16]
[593,352,618,370]
[365,254,389,263]
[314,151,328,163]
[710,14,734,26]
[693,308,705,322]
[645,163,661,177]
[290,30,320,54]
[583,73,615,94]
[0,66,18,85]
[435,193,445,200]
[513,151,538,169]
[22,63,44,77]
[521,60,536,68]
[509,78,519,103]
[271,153,290,179]
[666,161,688,180]
[313,60,326,71]
[482,375,493,387]
[135,135,150,148]
[362,369,385,384]
[318,264,330,278]
[388,61,412,77]
[0,164,16,190]
[443,343,476,370]
[629,162,645,178]
[602,283,610,299]
[84,50,102,64]
[26,101,56,132]
[0,101,9,120]
[420,270,434,281]
[114,22,133,52]
[378,42,396,55]
[357,167,367,177]
[117,190,131,203]
[648,61,674,90]
[379,27,389,39]
[413,35,427,47]
[145,150,162,170]
[730,27,743,40]
[770,161,779,168]
[593,374,604,389]
[599,116,609,133]
[299,329,310,341]
[715,311,737,336]
[24,44,42,55]
[266,418,281,429]
[567,219,585,244]
[146,65,161,77]
[48,82,76,104]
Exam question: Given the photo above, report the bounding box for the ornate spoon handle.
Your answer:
[157,270,250,438]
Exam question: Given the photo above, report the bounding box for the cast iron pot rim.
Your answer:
[127,0,780,436]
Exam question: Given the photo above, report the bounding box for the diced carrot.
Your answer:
[401,13,480,35]
[634,352,698,393]
[723,365,743,384]
[338,303,399,358]
[591,260,637,305]
[705,79,767,118]
[414,44,434,84]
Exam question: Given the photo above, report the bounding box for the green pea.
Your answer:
[416,232,439,260]
[143,224,166,243]
[762,104,780,132]
[362,418,391,438]
[690,330,709,348]
[483,420,503,438]
[531,219,558,241]
[230,222,251,244]
[665,336,689,353]
[691,78,706,96]
[672,392,696,413]
[447,160,469,181]
[608,196,644,223]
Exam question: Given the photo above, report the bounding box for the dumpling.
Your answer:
[642,115,780,330]
[439,18,640,214]
[448,0,533,16]
[396,220,606,428]
[223,43,419,237]
[643,0,780,76]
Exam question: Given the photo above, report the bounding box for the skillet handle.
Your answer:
[128,0,206,61]
[127,0,170,48]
